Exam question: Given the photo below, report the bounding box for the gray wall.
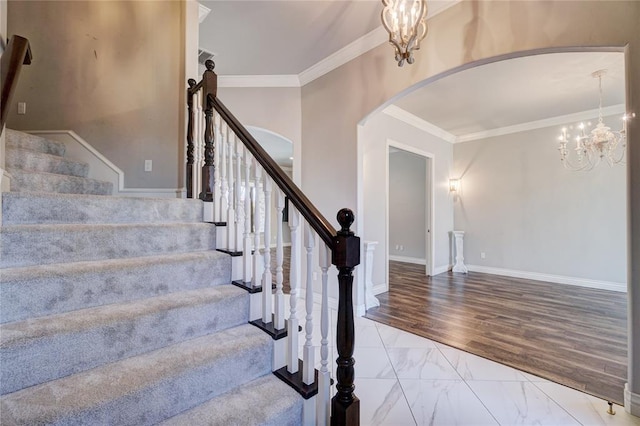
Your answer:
[6,1,184,190]
[453,116,626,284]
[389,149,426,260]
[361,112,454,289]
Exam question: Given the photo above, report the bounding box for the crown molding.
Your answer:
[383,105,457,143]
[215,1,461,88]
[217,75,301,88]
[198,3,211,23]
[298,27,388,86]
[456,104,626,143]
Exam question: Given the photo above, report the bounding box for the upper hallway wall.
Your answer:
[6,1,184,190]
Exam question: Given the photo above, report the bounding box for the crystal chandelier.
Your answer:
[558,70,632,171]
[381,0,428,67]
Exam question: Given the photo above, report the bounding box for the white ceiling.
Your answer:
[393,51,626,136]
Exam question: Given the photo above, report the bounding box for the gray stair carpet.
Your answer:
[5,129,112,195]
[0,129,303,425]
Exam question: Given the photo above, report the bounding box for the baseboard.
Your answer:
[28,130,184,198]
[372,283,387,296]
[388,255,426,265]
[432,265,452,276]
[625,383,640,416]
[466,264,626,292]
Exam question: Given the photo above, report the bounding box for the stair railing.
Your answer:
[187,60,360,426]
[1,35,32,131]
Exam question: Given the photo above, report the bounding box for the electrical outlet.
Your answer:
[395,245,400,250]
[481,252,486,259]
[17,102,26,115]
[313,272,318,281]
[399,245,404,251]
[144,160,152,172]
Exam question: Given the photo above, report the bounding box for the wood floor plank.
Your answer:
[365,261,627,404]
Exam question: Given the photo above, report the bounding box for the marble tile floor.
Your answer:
[289,297,640,426]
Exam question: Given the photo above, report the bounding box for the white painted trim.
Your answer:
[218,75,300,88]
[432,264,452,275]
[198,3,211,23]
[386,139,436,281]
[456,104,626,143]
[299,27,387,86]
[466,264,626,292]
[27,130,183,198]
[372,283,387,296]
[389,255,426,265]
[624,383,640,416]
[383,105,457,143]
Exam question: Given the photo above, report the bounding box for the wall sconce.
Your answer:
[449,179,460,193]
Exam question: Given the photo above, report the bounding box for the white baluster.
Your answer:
[213,114,222,222]
[317,242,331,426]
[252,164,263,289]
[243,148,253,284]
[274,190,286,331]
[303,224,316,385]
[220,122,229,224]
[226,133,236,252]
[262,176,273,324]
[195,91,203,197]
[287,207,300,373]
[235,139,244,252]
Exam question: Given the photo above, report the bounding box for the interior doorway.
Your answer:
[386,140,434,280]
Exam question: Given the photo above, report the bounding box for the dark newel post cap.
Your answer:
[337,208,355,236]
[333,208,360,268]
[205,59,215,72]
[187,78,197,88]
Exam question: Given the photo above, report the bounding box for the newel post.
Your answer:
[199,59,217,201]
[331,208,360,426]
[186,79,196,198]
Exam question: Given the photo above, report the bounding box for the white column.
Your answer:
[262,176,273,324]
[452,230,468,273]
[316,242,331,426]
[243,148,253,283]
[226,133,236,252]
[303,224,316,385]
[364,241,380,310]
[274,190,286,331]
[287,207,300,373]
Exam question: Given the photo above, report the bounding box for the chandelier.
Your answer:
[381,0,428,67]
[558,69,632,171]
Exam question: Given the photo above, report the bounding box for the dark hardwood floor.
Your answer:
[365,261,628,405]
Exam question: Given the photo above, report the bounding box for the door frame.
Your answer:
[386,139,435,280]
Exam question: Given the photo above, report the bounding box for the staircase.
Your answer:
[0,130,303,425]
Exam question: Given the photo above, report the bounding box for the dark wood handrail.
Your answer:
[1,35,32,131]
[210,95,337,248]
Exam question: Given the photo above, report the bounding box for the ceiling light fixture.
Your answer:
[381,0,428,67]
[558,69,633,171]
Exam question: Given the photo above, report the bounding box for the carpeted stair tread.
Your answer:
[0,251,231,324]
[0,285,248,394]
[160,374,303,426]
[0,324,272,426]
[6,129,66,157]
[6,146,89,178]
[0,222,216,268]
[8,168,113,195]
[2,191,203,225]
